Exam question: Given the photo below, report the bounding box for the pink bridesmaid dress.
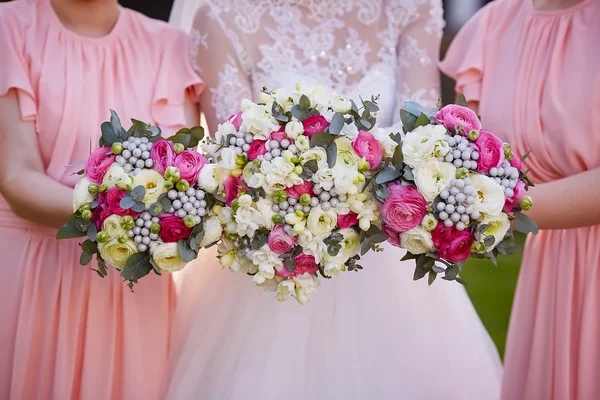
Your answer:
[0,1,202,399]
[441,0,600,398]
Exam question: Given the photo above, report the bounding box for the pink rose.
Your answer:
[91,192,111,230]
[504,180,526,213]
[352,130,383,169]
[106,188,139,217]
[382,223,402,247]
[159,214,192,243]
[268,225,298,254]
[380,183,427,233]
[224,175,245,206]
[337,212,359,229]
[84,146,116,184]
[150,140,176,175]
[247,139,269,161]
[302,116,329,138]
[431,224,458,249]
[270,126,288,142]
[174,150,208,186]
[276,253,319,278]
[434,104,482,135]
[437,229,475,263]
[229,111,243,130]
[509,155,523,171]
[475,130,505,173]
[285,181,314,199]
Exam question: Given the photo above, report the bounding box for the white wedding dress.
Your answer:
[166,1,502,399]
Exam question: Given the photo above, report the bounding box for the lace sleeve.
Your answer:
[190,5,252,134]
[385,0,444,134]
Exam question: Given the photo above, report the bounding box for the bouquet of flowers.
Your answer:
[57,111,222,289]
[372,98,537,284]
[203,85,391,303]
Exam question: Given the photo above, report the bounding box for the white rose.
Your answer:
[330,95,352,114]
[151,242,187,273]
[102,215,127,240]
[72,177,94,211]
[402,124,448,169]
[477,213,511,252]
[198,164,221,194]
[284,120,304,139]
[295,135,310,152]
[307,206,338,239]
[340,122,359,140]
[373,128,399,158]
[334,137,360,170]
[102,164,133,191]
[339,228,360,257]
[219,147,238,171]
[414,161,457,202]
[293,272,320,304]
[276,280,295,302]
[240,103,279,140]
[198,216,223,248]
[470,174,505,217]
[215,121,237,144]
[133,169,168,208]
[98,239,138,270]
[400,226,434,255]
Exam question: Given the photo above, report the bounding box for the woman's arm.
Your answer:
[0,90,73,228]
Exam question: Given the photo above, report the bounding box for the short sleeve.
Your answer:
[152,29,205,129]
[438,4,494,103]
[0,4,37,122]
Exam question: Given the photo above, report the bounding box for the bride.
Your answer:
[166,1,502,398]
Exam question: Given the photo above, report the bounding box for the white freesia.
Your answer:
[261,157,302,189]
[285,120,304,139]
[373,128,399,158]
[198,216,223,248]
[313,168,335,191]
[477,213,511,252]
[322,252,348,279]
[276,280,295,302]
[470,174,505,217]
[215,121,237,144]
[102,215,127,240]
[151,242,187,273]
[414,161,457,202]
[217,239,258,274]
[400,226,434,255]
[72,177,94,211]
[355,198,379,231]
[255,197,277,229]
[330,95,352,114]
[332,167,359,194]
[219,147,238,171]
[240,102,279,139]
[250,245,283,281]
[334,137,360,170]
[293,272,320,304]
[307,206,338,238]
[102,164,133,190]
[257,275,286,292]
[197,164,221,194]
[98,239,138,270]
[234,195,265,237]
[402,124,449,168]
[295,135,310,152]
[274,88,292,111]
[339,228,361,257]
[297,229,327,263]
[132,169,168,208]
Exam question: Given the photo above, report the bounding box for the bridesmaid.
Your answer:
[0,0,202,399]
[441,0,600,398]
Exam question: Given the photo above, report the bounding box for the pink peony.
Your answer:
[509,155,523,171]
[247,139,269,161]
[270,126,288,142]
[150,140,176,175]
[475,130,505,173]
[504,180,526,213]
[229,111,243,131]
[302,116,329,138]
[285,181,314,199]
[91,192,111,231]
[380,183,427,233]
[84,146,116,184]
[382,223,402,247]
[437,229,475,262]
[276,253,319,278]
[352,130,383,168]
[434,104,482,135]
[105,188,139,217]
[174,150,208,186]
[337,212,359,229]
[159,214,192,243]
[223,175,245,206]
[268,225,298,254]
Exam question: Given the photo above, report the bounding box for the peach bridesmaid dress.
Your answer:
[0,1,202,399]
[441,0,600,398]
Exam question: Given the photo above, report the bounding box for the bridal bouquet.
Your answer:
[203,85,390,303]
[373,98,537,284]
[57,111,221,289]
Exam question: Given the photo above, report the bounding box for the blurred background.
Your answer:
[0,0,520,358]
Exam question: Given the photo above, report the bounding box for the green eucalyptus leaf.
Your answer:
[291,105,307,121]
[131,185,146,202]
[304,160,319,174]
[392,145,404,169]
[456,94,468,107]
[119,196,136,210]
[100,121,120,146]
[131,201,146,213]
[413,265,427,280]
[120,252,153,281]
[177,240,198,262]
[80,251,93,266]
[403,165,415,181]
[403,101,425,117]
[427,270,437,286]
[360,239,371,256]
[401,252,417,261]
[326,142,337,168]
[309,132,335,148]
[374,166,401,184]
[414,113,431,129]
[514,212,539,235]
[87,224,98,242]
[299,94,311,110]
[284,257,296,273]
[363,101,380,113]
[400,110,418,134]
[329,113,345,134]
[80,239,97,253]
[57,218,87,240]
[389,132,403,145]
[483,235,496,247]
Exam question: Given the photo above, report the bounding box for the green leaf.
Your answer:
[177,240,198,262]
[131,201,145,213]
[119,196,135,209]
[291,105,308,121]
[328,113,345,134]
[109,109,125,139]
[326,141,337,168]
[131,185,146,202]
[87,223,98,241]
[251,231,269,250]
[403,165,415,181]
[284,257,296,273]
[299,94,311,110]
[401,252,417,261]
[514,212,539,235]
[428,270,437,286]
[389,132,403,145]
[456,94,468,107]
[80,251,93,266]
[374,185,389,201]
[360,239,371,256]
[374,166,402,184]
[57,218,87,239]
[520,150,531,161]
[400,109,418,133]
[80,239,97,254]
[403,101,426,117]
[309,132,335,148]
[483,235,496,247]
[303,160,319,174]
[414,112,431,129]
[358,118,373,130]
[149,202,164,216]
[413,265,427,280]
[444,265,458,280]
[188,126,205,147]
[456,277,467,285]
[120,252,153,281]
[369,233,387,244]
[100,121,120,146]
[392,145,404,169]
[363,100,380,113]
[496,237,522,256]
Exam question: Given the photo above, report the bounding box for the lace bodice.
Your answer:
[190,0,443,134]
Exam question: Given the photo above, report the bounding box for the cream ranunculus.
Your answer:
[421,213,439,231]
[400,226,434,255]
[276,280,295,302]
[98,238,138,270]
[151,242,187,273]
[285,120,304,139]
[307,206,338,239]
[330,95,352,114]
[240,102,279,140]
[477,213,511,252]
[293,272,320,304]
[198,216,223,248]
[470,174,505,217]
[300,147,329,170]
[334,137,360,170]
[102,215,127,240]
[133,169,168,208]
[413,161,457,202]
[198,164,224,194]
[72,177,94,211]
[402,124,448,169]
[339,228,360,257]
[102,164,133,191]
